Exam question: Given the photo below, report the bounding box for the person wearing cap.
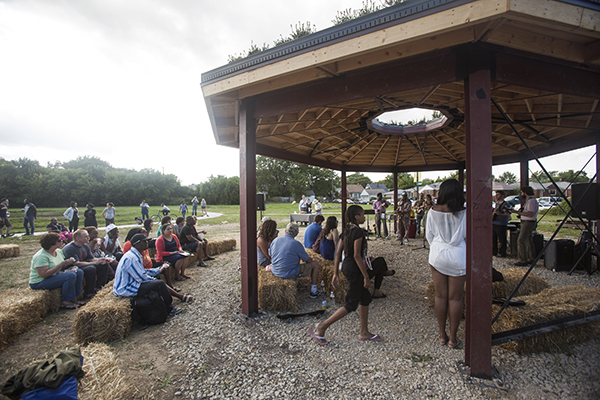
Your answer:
[101,224,123,261]
[62,229,112,298]
[269,223,323,299]
[312,198,322,215]
[122,230,193,303]
[113,233,182,316]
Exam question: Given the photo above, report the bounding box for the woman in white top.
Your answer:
[426,179,466,348]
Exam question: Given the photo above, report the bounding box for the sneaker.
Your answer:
[5,233,14,237]
[204,256,215,261]
[404,238,408,245]
[396,237,401,241]
[198,261,208,267]
[169,307,183,316]
[309,290,325,299]
[1,235,5,238]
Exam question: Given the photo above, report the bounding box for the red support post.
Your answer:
[464,67,493,378]
[393,169,398,235]
[341,169,347,227]
[239,99,258,316]
[520,154,529,188]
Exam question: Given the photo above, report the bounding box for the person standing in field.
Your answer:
[84,203,98,228]
[201,198,207,217]
[179,200,187,218]
[102,202,116,226]
[140,200,150,220]
[0,198,14,238]
[23,198,37,235]
[191,196,199,216]
[63,201,79,232]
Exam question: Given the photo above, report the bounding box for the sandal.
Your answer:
[60,302,78,310]
[172,287,182,293]
[182,294,194,303]
[175,276,186,281]
[449,339,462,349]
[307,327,328,346]
[181,274,191,280]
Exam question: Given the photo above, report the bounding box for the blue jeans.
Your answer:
[30,269,84,302]
[141,208,149,220]
[192,205,197,216]
[23,215,35,235]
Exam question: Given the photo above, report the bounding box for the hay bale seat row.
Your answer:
[493,286,600,353]
[148,237,237,270]
[305,249,348,303]
[74,237,237,344]
[0,288,62,350]
[258,268,298,312]
[425,268,550,308]
[0,244,20,259]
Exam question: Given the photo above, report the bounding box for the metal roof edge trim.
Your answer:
[200,0,475,86]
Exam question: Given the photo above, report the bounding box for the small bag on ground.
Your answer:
[131,290,167,325]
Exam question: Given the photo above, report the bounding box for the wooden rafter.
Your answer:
[370,136,391,166]
[430,133,460,161]
[585,100,599,128]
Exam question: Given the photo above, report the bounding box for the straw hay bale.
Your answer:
[206,237,236,256]
[0,288,61,349]
[425,269,549,308]
[80,343,135,400]
[305,249,346,303]
[0,244,20,258]
[492,286,600,353]
[492,268,550,298]
[73,286,132,345]
[258,268,297,312]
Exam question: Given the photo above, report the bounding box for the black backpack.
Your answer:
[131,290,168,325]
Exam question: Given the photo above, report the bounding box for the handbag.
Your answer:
[312,231,323,253]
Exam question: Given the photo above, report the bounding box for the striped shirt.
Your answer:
[113,247,160,297]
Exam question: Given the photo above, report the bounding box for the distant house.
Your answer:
[346,184,364,201]
[361,187,387,202]
[418,183,442,199]
[365,183,388,191]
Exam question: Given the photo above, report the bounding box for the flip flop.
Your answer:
[449,339,462,349]
[359,334,383,342]
[60,303,78,310]
[306,327,328,346]
[372,293,387,299]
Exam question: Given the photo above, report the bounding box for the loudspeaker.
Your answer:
[533,233,544,258]
[256,193,266,211]
[544,239,575,271]
[571,183,599,220]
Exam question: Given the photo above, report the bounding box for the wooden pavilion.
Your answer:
[201,0,600,377]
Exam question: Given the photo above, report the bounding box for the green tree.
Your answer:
[557,169,589,183]
[347,172,372,188]
[196,175,240,205]
[498,171,518,184]
[531,170,557,183]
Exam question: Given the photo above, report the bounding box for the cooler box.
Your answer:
[400,219,417,238]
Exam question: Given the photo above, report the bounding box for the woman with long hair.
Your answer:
[319,216,340,261]
[307,205,383,345]
[156,223,189,281]
[426,179,466,348]
[257,219,278,267]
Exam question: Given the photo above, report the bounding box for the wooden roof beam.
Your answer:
[369,136,391,166]
[585,100,599,128]
[430,133,460,162]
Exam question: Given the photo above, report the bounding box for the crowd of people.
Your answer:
[27,205,215,316]
[257,180,540,347]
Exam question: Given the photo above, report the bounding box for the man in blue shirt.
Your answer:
[270,223,322,298]
[303,215,324,249]
[113,233,181,316]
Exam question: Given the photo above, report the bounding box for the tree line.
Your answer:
[0,156,242,207]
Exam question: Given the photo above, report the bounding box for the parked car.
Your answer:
[347,199,354,204]
[504,195,520,208]
[538,200,552,210]
[333,199,342,203]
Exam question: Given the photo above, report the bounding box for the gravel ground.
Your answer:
[160,232,600,399]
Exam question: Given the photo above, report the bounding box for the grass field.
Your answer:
[0,201,583,291]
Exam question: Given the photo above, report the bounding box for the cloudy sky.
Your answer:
[0,0,595,186]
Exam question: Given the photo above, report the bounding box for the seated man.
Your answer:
[303,214,324,249]
[179,216,214,267]
[113,233,182,316]
[122,230,193,303]
[46,218,73,242]
[270,223,322,298]
[62,229,111,299]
